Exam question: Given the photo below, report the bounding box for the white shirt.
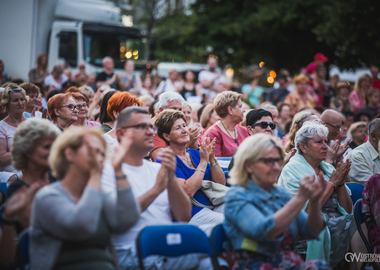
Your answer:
[101,160,171,250]
[198,70,226,99]
[102,133,118,154]
[44,74,68,90]
[344,141,380,185]
[153,78,181,96]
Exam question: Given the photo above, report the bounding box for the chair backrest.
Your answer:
[216,157,232,172]
[346,183,364,205]
[210,224,227,255]
[136,224,215,269]
[354,199,363,224]
[0,182,8,200]
[16,229,30,269]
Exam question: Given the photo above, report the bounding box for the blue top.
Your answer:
[223,180,317,257]
[156,149,213,216]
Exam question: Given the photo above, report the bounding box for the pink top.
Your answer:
[87,120,101,130]
[0,121,17,172]
[349,91,365,113]
[203,123,249,157]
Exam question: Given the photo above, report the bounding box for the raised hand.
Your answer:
[310,171,326,202]
[199,138,210,163]
[326,140,339,163]
[336,139,350,160]
[188,125,201,144]
[112,130,134,171]
[298,175,317,201]
[203,137,216,161]
[84,136,104,176]
[284,148,296,165]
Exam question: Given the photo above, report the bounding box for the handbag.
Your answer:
[191,180,229,209]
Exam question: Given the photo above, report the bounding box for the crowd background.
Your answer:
[0,50,380,270]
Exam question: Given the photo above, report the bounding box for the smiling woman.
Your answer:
[0,84,29,172]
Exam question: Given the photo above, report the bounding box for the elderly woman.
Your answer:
[284,74,316,116]
[200,104,219,132]
[102,92,142,154]
[279,122,358,268]
[19,82,43,118]
[44,63,68,90]
[350,74,372,113]
[203,91,248,157]
[69,92,101,130]
[0,84,28,172]
[30,128,140,270]
[155,109,226,226]
[6,118,61,233]
[47,93,78,130]
[224,134,329,270]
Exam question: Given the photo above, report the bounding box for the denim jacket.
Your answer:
[223,181,317,258]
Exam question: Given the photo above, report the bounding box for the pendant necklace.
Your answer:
[220,120,237,145]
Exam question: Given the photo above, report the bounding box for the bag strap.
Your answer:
[191,198,214,209]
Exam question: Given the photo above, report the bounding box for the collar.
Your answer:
[365,141,380,160]
[246,180,282,201]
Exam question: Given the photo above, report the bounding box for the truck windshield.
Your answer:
[84,30,144,69]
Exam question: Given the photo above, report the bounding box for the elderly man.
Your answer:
[345,119,380,185]
[95,56,119,90]
[150,92,200,161]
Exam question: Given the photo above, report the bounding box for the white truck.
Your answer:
[0,0,144,81]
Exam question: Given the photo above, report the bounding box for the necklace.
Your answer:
[220,120,237,145]
[180,152,193,167]
[8,116,23,127]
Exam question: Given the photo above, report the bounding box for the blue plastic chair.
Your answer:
[346,183,364,205]
[0,182,8,201]
[216,157,232,172]
[210,224,228,255]
[136,224,219,270]
[16,229,30,270]
[353,199,378,270]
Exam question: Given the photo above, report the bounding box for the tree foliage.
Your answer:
[152,0,380,73]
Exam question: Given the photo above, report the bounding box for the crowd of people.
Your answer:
[0,52,380,270]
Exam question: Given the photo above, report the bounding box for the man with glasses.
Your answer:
[101,107,213,269]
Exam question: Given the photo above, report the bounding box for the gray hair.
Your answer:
[115,107,149,129]
[261,104,277,111]
[368,118,380,136]
[102,56,113,65]
[11,118,61,171]
[156,92,184,111]
[295,122,329,153]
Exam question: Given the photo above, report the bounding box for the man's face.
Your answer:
[247,116,274,136]
[267,108,279,124]
[371,67,379,77]
[324,117,343,141]
[119,113,155,151]
[164,100,182,111]
[208,58,218,69]
[104,59,114,71]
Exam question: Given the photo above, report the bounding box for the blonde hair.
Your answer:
[229,134,284,187]
[354,74,372,94]
[294,74,310,85]
[349,121,367,138]
[1,84,29,112]
[11,119,61,171]
[139,94,154,104]
[78,85,95,99]
[49,128,106,179]
[214,91,242,118]
[200,104,215,129]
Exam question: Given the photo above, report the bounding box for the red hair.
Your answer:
[47,93,75,123]
[107,92,142,121]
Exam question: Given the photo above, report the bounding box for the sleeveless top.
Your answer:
[180,85,196,100]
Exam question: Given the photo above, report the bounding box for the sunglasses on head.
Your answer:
[252,121,276,130]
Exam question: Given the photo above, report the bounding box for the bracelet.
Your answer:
[338,183,345,187]
[327,182,336,191]
[115,174,127,181]
[1,214,17,226]
[196,168,206,174]
[210,160,218,167]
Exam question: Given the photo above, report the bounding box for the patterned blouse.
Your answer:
[362,173,380,254]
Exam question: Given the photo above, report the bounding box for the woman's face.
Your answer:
[57,97,78,122]
[353,127,367,144]
[75,99,88,119]
[40,56,47,66]
[280,105,291,120]
[125,61,135,73]
[182,106,192,126]
[143,77,152,89]
[26,92,40,111]
[166,118,189,145]
[8,92,26,115]
[185,71,195,82]
[339,87,349,98]
[209,110,219,126]
[369,92,380,106]
[301,134,328,162]
[360,78,371,90]
[74,135,105,174]
[27,137,55,169]
[296,80,308,94]
[230,99,245,123]
[245,147,282,190]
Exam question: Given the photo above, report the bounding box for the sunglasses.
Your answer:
[252,121,276,130]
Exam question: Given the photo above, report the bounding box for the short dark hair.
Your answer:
[99,91,116,124]
[155,109,186,146]
[115,107,149,129]
[246,109,273,127]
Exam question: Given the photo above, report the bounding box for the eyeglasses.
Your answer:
[258,157,282,167]
[325,122,342,131]
[76,103,88,110]
[252,121,276,130]
[120,123,157,132]
[61,104,79,111]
